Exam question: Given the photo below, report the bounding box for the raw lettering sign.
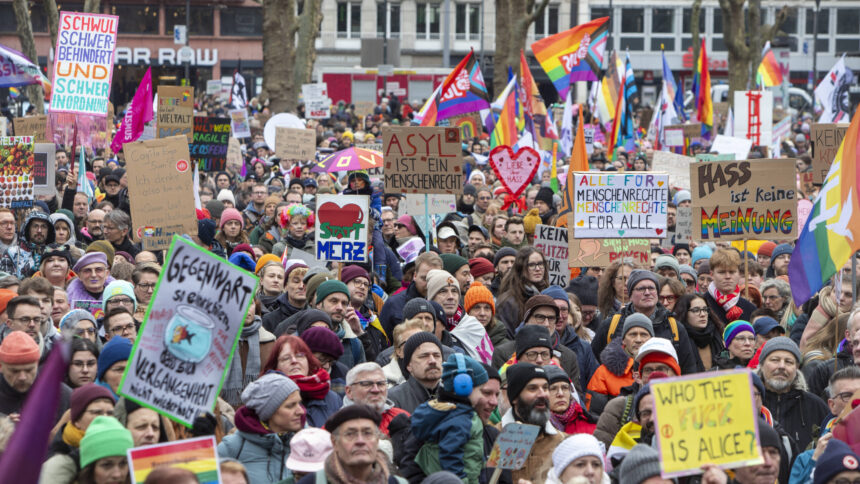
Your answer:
[315,194,370,263]
[534,225,569,287]
[383,127,463,194]
[572,172,669,238]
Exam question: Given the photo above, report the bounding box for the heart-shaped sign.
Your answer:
[318,202,364,238]
[488,145,541,199]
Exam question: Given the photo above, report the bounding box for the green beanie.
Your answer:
[440,253,468,276]
[315,280,350,304]
[79,416,134,469]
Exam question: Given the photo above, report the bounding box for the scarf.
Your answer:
[223,316,262,407]
[258,293,280,313]
[62,422,86,448]
[323,450,390,484]
[687,323,720,349]
[708,282,744,322]
[290,368,331,400]
[445,306,464,331]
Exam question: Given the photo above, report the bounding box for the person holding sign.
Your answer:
[279,204,315,255]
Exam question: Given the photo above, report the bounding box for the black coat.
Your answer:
[389,376,438,415]
[703,292,757,326]
[379,283,422,339]
[261,294,305,333]
[761,377,829,452]
[802,348,853,399]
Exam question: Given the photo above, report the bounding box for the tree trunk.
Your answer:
[719,0,750,99]
[748,0,762,84]
[293,0,323,89]
[43,0,59,49]
[261,0,298,113]
[691,0,702,71]
[83,0,100,13]
[492,0,550,96]
[13,0,44,114]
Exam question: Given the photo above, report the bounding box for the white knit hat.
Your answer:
[551,434,605,478]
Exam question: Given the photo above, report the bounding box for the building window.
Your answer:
[836,8,859,34]
[165,6,214,36]
[337,1,362,39]
[682,8,705,33]
[220,7,263,36]
[377,3,401,38]
[417,2,440,40]
[534,4,559,39]
[778,8,797,35]
[455,3,480,40]
[806,8,829,52]
[652,8,674,33]
[621,8,644,33]
[111,4,159,35]
[591,7,611,20]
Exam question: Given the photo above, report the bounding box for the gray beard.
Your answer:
[764,376,791,392]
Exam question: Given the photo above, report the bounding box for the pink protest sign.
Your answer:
[489,145,540,198]
[50,11,119,116]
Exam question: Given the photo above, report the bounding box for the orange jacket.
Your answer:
[586,358,634,398]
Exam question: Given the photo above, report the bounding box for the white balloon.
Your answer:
[263,113,305,153]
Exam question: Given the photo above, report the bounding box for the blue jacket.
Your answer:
[379,283,421,338]
[218,407,293,483]
[372,228,403,288]
[304,391,343,428]
[558,326,600,391]
[410,396,483,483]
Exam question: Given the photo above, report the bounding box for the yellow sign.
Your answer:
[651,369,763,477]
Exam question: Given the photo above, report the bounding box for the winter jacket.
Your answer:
[304,390,343,428]
[379,282,422,339]
[383,358,405,388]
[703,292,757,326]
[411,395,484,483]
[491,330,582,394]
[0,211,56,278]
[110,235,140,258]
[558,326,600,391]
[355,305,390,364]
[586,341,635,413]
[39,423,79,484]
[449,314,494,364]
[802,348,852,399]
[486,321,511,348]
[497,285,541,339]
[594,393,637,447]
[218,406,294,483]
[757,368,829,453]
[591,303,700,375]
[65,276,116,318]
[0,372,70,424]
[262,294,306,333]
[389,376,439,414]
[499,409,566,484]
[371,228,403,292]
[335,322,366,369]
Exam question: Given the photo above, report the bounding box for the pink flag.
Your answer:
[110,67,153,152]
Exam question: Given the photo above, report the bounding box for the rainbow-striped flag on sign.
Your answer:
[530,17,609,100]
[757,41,783,88]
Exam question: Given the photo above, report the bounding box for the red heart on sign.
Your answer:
[489,145,541,199]
[318,202,364,231]
[656,228,664,235]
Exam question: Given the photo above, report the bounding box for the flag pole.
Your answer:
[743,239,749,299]
[853,251,857,306]
[425,194,431,249]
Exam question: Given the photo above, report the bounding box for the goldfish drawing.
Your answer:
[171,324,195,345]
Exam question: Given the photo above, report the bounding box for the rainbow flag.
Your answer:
[595,51,623,124]
[788,107,860,306]
[436,50,491,122]
[694,39,713,138]
[757,41,783,88]
[416,84,442,126]
[128,437,220,484]
[490,77,518,149]
[8,87,19,98]
[530,17,609,100]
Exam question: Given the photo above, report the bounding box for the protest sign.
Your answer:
[315,194,370,263]
[157,86,194,142]
[284,247,328,270]
[191,117,230,171]
[128,436,220,484]
[229,109,251,139]
[0,136,34,209]
[675,206,692,245]
[734,90,773,146]
[651,370,762,477]
[383,126,463,194]
[13,116,48,143]
[275,127,316,160]
[651,151,694,190]
[33,143,56,197]
[486,423,540,470]
[811,123,849,184]
[401,194,457,217]
[302,83,331,119]
[664,128,684,147]
[584,127,594,154]
[74,300,103,319]
[572,172,669,238]
[696,153,736,162]
[710,135,753,161]
[665,123,702,140]
[120,236,258,427]
[489,146,540,198]
[124,136,198,250]
[568,236,650,267]
[534,225,569,287]
[397,238,425,265]
[690,159,796,241]
[205,80,220,95]
[226,137,242,170]
[51,11,118,115]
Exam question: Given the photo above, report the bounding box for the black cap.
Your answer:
[324,404,381,433]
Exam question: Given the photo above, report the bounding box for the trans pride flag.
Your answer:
[530,17,609,100]
[436,50,492,122]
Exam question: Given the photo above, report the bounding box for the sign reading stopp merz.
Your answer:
[382,127,463,194]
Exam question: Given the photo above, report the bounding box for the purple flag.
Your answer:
[0,343,68,482]
[110,67,153,152]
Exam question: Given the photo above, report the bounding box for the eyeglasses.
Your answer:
[659,295,677,303]
[137,283,156,291]
[110,323,135,335]
[522,349,552,361]
[107,297,134,306]
[530,314,558,324]
[688,307,709,314]
[732,336,756,344]
[615,275,628,282]
[527,262,544,270]
[836,391,857,403]
[11,316,41,325]
[634,286,658,294]
[71,359,97,369]
[352,380,387,389]
[75,327,97,336]
[103,224,118,232]
[478,196,492,201]
[762,295,783,301]
[581,310,596,318]
[350,280,370,289]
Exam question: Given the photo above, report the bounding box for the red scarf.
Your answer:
[289,368,330,400]
[708,282,744,322]
[551,401,596,435]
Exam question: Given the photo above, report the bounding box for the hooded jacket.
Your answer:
[756,366,829,452]
[410,394,484,483]
[558,326,600,391]
[586,340,635,413]
[217,406,294,483]
[0,211,55,278]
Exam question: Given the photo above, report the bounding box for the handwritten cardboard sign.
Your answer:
[226,137,242,172]
[811,123,849,184]
[652,151,694,190]
[33,142,56,196]
[191,117,230,171]
[275,127,316,160]
[0,136,34,209]
[568,236,651,267]
[124,135,198,250]
[229,109,251,139]
[382,126,463,194]
[487,423,541,470]
[401,194,457,217]
[128,436,221,484]
[119,236,258,427]
[315,194,369,263]
[13,116,48,143]
[534,225,569,287]
[157,86,194,142]
[205,80,220,95]
[489,145,540,198]
[651,370,762,477]
[51,11,118,115]
[664,128,684,147]
[572,172,669,238]
[690,159,796,241]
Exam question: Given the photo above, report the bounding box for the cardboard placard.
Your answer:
[0,136,34,209]
[568,236,651,267]
[674,206,692,245]
[205,80,220,95]
[33,142,56,196]
[13,116,48,143]
[315,194,370,262]
[119,236,258,427]
[401,194,457,216]
[690,159,797,241]
[533,225,569,287]
[666,123,702,139]
[128,436,221,484]
[710,135,753,161]
[664,128,684,147]
[229,108,251,139]
[651,151,694,190]
[51,11,118,115]
[124,135,198,250]
[226,137,242,172]
[157,86,194,142]
[811,123,849,184]
[382,126,462,194]
[284,247,328,270]
[486,423,541,470]
[572,172,669,238]
[275,127,316,160]
[191,116,230,171]
[652,370,762,477]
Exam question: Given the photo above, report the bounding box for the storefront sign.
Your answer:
[114,47,218,67]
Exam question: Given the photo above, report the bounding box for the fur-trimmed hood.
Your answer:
[755,365,809,392]
[599,340,632,377]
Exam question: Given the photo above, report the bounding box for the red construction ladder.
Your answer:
[746,91,762,146]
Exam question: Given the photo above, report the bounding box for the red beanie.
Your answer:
[0,289,16,315]
[758,241,777,258]
[70,383,115,422]
[469,257,495,279]
[639,352,681,377]
[0,331,40,364]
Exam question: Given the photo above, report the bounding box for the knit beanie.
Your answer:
[283,259,310,280]
[101,280,137,312]
[542,364,570,386]
[622,313,654,338]
[535,186,554,207]
[79,416,134,469]
[515,325,553,356]
[441,353,488,393]
[468,258,494,279]
[206,199,225,220]
[85,240,115,268]
[403,298,435,321]
[0,330,40,364]
[541,285,569,307]
[633,384,652,420]
[425,269,460,301]
[566,275,598,307]
[59,309,97,331]
[523,295,559,322]
[73,251,108,273]
[255,253,282,275]
[679,264,697,280]
[229,252,256,273]
[522,208,540,236]
[71,383,116,423]
[402,332,443,367]
[315,280,350,304]
[232,243,256,261]
[464,281,494,314]
[757,241,777,258]
[197,218,216,246]
[493,247,517,267]
[506,363,547,403]
[217,189,236,206]
[654,254,680,275]
[440,253,469,277]
[551,434,605,479]
[619,444,662,483]
[771,243,793,261]
[97,337,133,381]
[723,320,755,347]
[42,242,72,267]
[758,419,780,449]
[697,260,711,275]
[759,336,801,365]
[483,363,501,383]
[421,471,463,484]
[750,372,765,397]
[673,189,691,205]
[340,265,370,285]
[691,246,713,267]
[813,437,860,484]
[301,326,344,359]
[626,269,659,296]
[306,272,335,303]
[242,372,301,421]
[635,338,681,376]
[219,208,244,230]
